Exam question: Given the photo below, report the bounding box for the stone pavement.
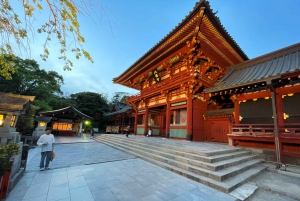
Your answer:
[248,169,300,201]
[109,134,239,153]
[6,158,237,201]
[26,142,135,172]
[5,135,300,201]
[54,136,95,144]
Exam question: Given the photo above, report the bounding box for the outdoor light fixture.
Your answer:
[0,115,4,127]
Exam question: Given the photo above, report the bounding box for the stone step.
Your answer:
[99,135,257,171]
[97,138,261,182]
[97,138,266,193]
[98,135,251,163]
[97,134,244,158]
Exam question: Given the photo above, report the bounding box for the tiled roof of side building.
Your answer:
[40,106,93,120]
[204,43,300,93]
[0,92,35,110]
[113,0,248,82]
[104,101,133,117]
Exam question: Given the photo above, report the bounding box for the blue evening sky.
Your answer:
[11,0,300,98]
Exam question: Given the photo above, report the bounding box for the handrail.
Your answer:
[230,123,300,136]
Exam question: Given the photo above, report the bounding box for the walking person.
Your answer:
[37,127,55,171]
[90,128,95,138]
[125,125,130,138]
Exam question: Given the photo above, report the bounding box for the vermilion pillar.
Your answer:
[144,106,149,135]
[134,110,138,135]
[166,101,171,138]
[275,89,284,128]
[186,94,193,140]
[234,99,240,124]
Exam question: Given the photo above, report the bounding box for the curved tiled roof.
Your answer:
[205,43,300,93]
[104,102,133,117]
[113,0,248,84]
[0,92,35,111]
[40,106,93,120]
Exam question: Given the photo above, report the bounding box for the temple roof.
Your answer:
[113,0,248,88]
[40,106,93,120]
[0,92,35,112]
[205,43,300,93]
[104,102,133,117]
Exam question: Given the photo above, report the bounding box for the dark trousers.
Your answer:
[40,151,52,168]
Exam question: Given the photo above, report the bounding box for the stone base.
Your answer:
[8,168,24,193]
[244,147,300,166]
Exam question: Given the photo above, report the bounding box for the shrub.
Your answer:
[0,143,20,177]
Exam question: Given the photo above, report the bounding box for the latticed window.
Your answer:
[0,114,6,127]
[52,122,73,130]
[137,115,144,125]
[171,109,187,125]
[10,115,17,127]
[148,114,158,126]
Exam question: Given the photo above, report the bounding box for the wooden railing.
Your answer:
[230,123,300,137]
[228,123,300,161]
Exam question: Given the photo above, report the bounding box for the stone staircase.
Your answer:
[93,134,266,193]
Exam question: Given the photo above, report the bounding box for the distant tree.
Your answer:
[49,95,75,110]
[112,92,130,103]
[0,0,112,79]
[15,105,37,135]
[70,92,111,130]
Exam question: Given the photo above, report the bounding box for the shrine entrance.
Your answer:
[148,105,166,137]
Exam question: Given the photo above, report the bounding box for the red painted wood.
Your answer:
[186,94,193,136]
[166,101,171,136]
[234,99,240,124]
[0,172,10,199]
[237,91,271,101]
[192,98,206,141]
[144,107,149,135]
[169,126,187,129]
[278,85,300,95]
[134,111,138,134]
[210,121,222,142]
[222,121,229,143]
[275,88,284,128]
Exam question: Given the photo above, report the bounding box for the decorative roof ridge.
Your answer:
[231,42,300,71]
[113,0,248,82]
[40,106,72,114]
[40,105,93,119]
[198,0,248,61]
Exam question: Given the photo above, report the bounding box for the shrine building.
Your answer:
[113,0,248,140]
[110,0,300,164]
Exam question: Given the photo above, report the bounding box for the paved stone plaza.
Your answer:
[4,135,300,201]
[6,158,237,201]
[26,141,135,172]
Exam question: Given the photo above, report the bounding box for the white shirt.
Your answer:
[37,134,55,152]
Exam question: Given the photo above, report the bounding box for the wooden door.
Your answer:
[211,121,222,142]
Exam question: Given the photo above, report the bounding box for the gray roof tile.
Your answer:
[205,43,300,93]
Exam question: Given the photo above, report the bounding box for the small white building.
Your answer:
[0,92,35,144]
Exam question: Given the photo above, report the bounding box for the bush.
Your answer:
[0,143,20,177]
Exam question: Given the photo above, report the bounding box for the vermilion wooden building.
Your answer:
[205,43,300,164]
[111,0,300,165]
[114,0,248,140]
